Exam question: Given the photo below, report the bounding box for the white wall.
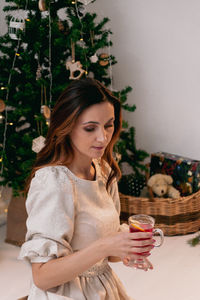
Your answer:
[91,0,200,160]
[1,0,200,160]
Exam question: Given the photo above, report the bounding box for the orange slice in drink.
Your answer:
[130,221,145,232]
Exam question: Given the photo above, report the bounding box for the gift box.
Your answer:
[150,152,200,196]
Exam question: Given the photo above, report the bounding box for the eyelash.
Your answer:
[84,124,114,132]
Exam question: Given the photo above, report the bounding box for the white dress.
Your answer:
[19,160,132,300]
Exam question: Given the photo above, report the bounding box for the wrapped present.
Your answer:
[150,152,200,196]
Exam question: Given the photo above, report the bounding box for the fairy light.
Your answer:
[75,1,88,75]
[108,30,113,91]
[0,37,21,178]
[48,6,53,107]
[0,0,29,210]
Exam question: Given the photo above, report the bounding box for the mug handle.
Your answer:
[153,228,164,247]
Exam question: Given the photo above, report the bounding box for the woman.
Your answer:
[19,78,154,299]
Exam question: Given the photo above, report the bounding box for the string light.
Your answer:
[0,37,20,178]
[75,2,88,75]
[48,6,53,107]
[0,0,29,210]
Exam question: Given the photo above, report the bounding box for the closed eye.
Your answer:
[84,126,96,132]
[105,124,114,129]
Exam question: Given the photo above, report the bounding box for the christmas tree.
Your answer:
[0,0,148,196]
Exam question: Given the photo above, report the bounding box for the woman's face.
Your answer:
[70,101,115,161]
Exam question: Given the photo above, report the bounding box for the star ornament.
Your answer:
[78,0,93,5]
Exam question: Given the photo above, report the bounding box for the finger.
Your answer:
[129,232,153,239]
[129,245,154,254]
[130,238,155,247]
[122,256,130,266]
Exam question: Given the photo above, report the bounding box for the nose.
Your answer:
[96,128,107,143]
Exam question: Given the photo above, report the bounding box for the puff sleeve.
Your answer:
[19,166,75,263]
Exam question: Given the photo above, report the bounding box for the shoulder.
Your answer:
[27,166,75,212]
[30,165,73,190]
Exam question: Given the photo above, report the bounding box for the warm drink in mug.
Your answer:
[128,214,164,269]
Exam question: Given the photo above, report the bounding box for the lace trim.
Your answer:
[79,259,110,277]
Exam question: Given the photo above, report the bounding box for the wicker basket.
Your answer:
[119,190,200,236]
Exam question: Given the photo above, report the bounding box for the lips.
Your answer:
[92,146,104,150]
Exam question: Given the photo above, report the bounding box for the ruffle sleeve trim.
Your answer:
[19,236,73,263]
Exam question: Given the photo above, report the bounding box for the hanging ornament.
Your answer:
[99,53,110,66]
[41,105,51,120]
[0,100,6,113]
[32,136,46,153]
[40,86,51,126]
[66,40,85,80]
[89,31,98,63]
[90,53,98,63]
[36,64,42,80]
[38,0,47,11]
[8,16,25,40]
[66,61,85,80]
[78,0,93,5]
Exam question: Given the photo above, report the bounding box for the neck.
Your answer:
[67,158,95,181]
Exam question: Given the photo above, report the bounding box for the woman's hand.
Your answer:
[101,231,155,262]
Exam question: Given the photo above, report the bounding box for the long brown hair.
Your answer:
[26,78,122,192]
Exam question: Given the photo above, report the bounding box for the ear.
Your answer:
[163,175,173,185]
[147,174,158,187]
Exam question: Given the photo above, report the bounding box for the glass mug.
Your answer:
[128,214,164,269]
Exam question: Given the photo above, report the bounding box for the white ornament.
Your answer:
[78,0,93,5]
[90,53,98,63]
[32,136,46,153]
[66,61,85,80]
[9,16,25,40]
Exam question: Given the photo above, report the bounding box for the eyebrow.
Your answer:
[82,117,115,125]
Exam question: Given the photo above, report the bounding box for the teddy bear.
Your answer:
[147,173,180,199]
